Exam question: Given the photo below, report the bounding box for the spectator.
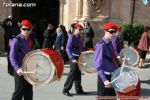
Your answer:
[137,26,150,68]
[43,24,55,48]
[83,20,94,48]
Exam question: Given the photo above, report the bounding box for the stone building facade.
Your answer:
[0,0,150,50]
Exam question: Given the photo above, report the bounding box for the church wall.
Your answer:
[68,0,77,26]
[134,0,150,25]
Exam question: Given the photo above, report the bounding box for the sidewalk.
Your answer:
[0,52,150,100]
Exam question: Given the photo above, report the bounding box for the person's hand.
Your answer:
[121,57,127,64]
[104,80,111,88]
[61,46,64,50]
[16,68,23,76]
[52,45,55,49]
[72,59,78,64]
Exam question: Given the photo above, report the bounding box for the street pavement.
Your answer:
[0,52,150,100]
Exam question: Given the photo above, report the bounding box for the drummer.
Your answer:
[94,22,119,96]
[9,20,33,100]
[62,24,87,96]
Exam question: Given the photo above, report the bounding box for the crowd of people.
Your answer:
[0,16,150,100]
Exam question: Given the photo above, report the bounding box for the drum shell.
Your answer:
[42,49,64,80]
[116,81,141,99]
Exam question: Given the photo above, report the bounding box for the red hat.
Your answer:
[21,19,32,28]
[75,24,83,29]
[102,22,118,30]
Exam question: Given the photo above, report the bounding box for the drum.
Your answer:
[78,50,96,74]
[119,46,139,66]
[22,49,64,86]
[111,66,141,97]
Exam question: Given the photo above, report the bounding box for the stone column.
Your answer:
[75,0,82,20]
[62,0,70,29]
[59,0,64,24]
[81,0,91,20]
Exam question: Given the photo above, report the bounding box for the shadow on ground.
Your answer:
[141,88,150,96]
[145,59,150,63]
[140,79,150,85]
[0,51,7,57]
[72,91,97,96]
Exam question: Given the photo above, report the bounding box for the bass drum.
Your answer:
[78,50,96,74]
[22,49,64,87]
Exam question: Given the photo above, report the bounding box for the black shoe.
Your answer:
[62,91,73,96]
[76,91,87,95]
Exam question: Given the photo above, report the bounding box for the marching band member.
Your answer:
[9,20,33,100]
[94,22,119,97]
[62,24,87,96]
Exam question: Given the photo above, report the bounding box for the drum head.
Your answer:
[22,50,55,87]
[78,50,96,74]
[120,47,139,66]
[111,66,139,93]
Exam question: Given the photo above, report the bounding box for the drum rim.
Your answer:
[22,50,56,87]
[111,66,139,93]
[78,50,96,74]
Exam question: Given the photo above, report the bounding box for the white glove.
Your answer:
[104,80,111,88]
[16,68,23,76]
[61,46,64,50]
[72,59,78,64]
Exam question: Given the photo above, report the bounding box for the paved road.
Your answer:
[0,53,150,100]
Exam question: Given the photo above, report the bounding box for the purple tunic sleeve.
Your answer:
[94,43,107,82]
[66,36,74,60]
[9,39,20,71]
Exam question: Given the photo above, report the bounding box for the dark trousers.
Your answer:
[4,38,9,52]
[11,71,33,100]
[97,75,116,96]
[58,50,68,64]
[63,58,83,93]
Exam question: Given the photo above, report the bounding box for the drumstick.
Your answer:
[23,70,36,74]
[119,57,130,75]
[119,59,125,75]
[110,73,124,83]
[111,57,129,84]
[23,64,38,74]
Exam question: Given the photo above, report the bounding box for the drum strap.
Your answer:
[15,36,25,55]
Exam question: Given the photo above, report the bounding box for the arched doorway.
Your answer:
[12,0,60,47]
[12,0,60,26]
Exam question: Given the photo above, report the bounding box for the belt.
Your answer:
[72,53,80,57]
[104,71,112,75]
